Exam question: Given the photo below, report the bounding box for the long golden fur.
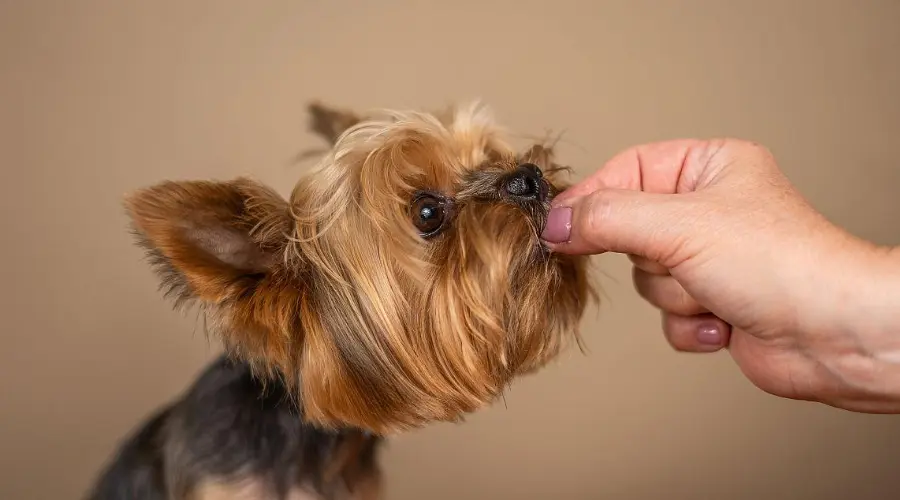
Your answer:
[124,100,596,435]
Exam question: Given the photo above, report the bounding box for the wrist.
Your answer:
[814,239,900,411]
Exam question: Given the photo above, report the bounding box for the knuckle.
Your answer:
[743,140,774,160]
[730,139,777,170]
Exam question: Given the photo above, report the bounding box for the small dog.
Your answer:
[86,101,596,499]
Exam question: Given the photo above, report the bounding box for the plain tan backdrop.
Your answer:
[2,1,899,499]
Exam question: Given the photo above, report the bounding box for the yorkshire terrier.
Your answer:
[86,101,596,499]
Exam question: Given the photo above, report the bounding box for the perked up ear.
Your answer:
[307,101,362,145]
[124,178,301,372]
[124,178,293,305]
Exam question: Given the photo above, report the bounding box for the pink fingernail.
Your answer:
[697,325,722,345]
[541,207,572,243]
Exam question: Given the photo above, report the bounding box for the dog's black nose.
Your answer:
[503,163,546,201]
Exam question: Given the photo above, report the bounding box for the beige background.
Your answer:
[2,1,899,499]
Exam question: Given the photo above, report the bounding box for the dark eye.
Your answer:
[411,193,447,237]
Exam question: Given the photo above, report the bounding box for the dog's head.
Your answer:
[126,101,595,434]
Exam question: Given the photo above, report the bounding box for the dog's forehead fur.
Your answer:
[322,102,515,193]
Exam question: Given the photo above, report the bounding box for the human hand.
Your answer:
[542,139,900,412]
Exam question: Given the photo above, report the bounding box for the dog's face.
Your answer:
[126,102,595,434]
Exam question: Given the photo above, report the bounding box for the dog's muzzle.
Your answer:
[502,163,549,203]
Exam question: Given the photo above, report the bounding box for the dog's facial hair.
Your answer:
[125,101,596,434]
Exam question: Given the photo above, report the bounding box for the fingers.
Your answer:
[632,267,707,316]
[542,187,696,262]
[543,139,742,258]
[627,254,731,352]
[628,254,668,275]
[662,312,732,353]
[551,139,723,206]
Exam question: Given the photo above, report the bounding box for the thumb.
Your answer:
[542,188,700,262]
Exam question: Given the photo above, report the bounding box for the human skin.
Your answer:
[541,139,900,413]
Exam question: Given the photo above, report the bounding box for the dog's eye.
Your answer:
[411,194,447,237]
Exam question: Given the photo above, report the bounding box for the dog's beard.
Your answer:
[290,168,592,433]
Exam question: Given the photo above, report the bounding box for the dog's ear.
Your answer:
[308,101,362,145]
[125,178,301,370]
[124,178,293,304]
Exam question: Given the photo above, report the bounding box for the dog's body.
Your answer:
[87,356,381,500]
[87,101,594,499]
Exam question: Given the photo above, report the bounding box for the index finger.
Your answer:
[552,139,723,206]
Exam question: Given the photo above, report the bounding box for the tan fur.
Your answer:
[191,476,380,500]
[191,479,272,500]
[191,480,338,500]
[125,101,596,435]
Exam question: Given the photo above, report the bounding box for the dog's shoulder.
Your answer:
[87,355,383,499]
[85,403,173,500]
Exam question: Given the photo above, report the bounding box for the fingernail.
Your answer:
[541,207,573,243]
[550,194,572,208]
[696,324,722,345]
